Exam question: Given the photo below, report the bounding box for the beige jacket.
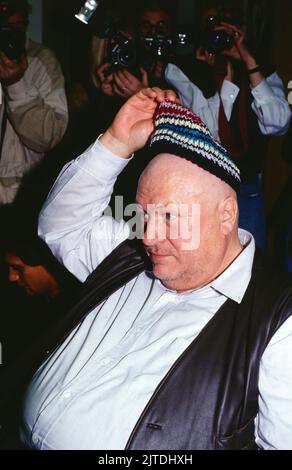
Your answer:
[0,38,68,204]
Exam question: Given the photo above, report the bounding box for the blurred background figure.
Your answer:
[0,231,80,449]
[0,0,68,207]
[0,233,80,365]
[165,0,291,251]
[6,241,60,300]
[96,0,173,101]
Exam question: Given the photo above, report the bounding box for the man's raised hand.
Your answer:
[100,87,177,158]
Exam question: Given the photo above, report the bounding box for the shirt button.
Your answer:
[230,94,234,99]
[63,389,72,398]
[32,433,39,445]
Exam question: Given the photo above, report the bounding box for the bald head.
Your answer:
[138,153,236,208]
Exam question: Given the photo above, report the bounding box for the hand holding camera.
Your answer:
[200,18,256,69]
[214,22,262,82]
[111,68,148,99]
[97,62,148,99]
[0,49,27,86]
[217,22,249,63]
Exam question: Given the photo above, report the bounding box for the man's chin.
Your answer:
[152,263,177,282]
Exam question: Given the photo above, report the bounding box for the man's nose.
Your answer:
[143,215,166,246]
[8,267,19,283]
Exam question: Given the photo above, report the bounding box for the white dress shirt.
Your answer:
[21,139,292,450]
[165,63,291,141]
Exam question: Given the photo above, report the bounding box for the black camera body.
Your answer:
[90,14,137,75]
[0,1,26,62]
[201,16,234,54]
[143,34,173,60]
[141,26,193,64]
[105,31,137,76]
[106,30,191,75]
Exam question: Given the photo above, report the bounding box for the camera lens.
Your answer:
[118,43,135,67]
[213,30,233,51]
[203,29,234,54]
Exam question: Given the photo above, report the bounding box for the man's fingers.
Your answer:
[220,22,244,38]
[220,21,242,31]
[164,89,178,102]
[99,62,110,71]
[113,72,127,88]
[112,83,127,98]
[97,62,110,80]
[196,47,206,60]
[119,69,135,81]
[102,83,114,97]
[149,87,177,103]
[0,52,26,70]
[139,87,158,100]
[113,73,134,95]
[0,53,13,67]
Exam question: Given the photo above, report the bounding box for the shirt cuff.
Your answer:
[75,136,133,182]
[251,79,273,104]
[221,80,240,103]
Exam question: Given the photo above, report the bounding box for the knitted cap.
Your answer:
[149,101,241,192]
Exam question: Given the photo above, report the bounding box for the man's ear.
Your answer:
[218,196,238,235]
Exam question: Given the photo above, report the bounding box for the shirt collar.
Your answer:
[210,229,255,303]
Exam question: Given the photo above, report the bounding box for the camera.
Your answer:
[0,0,26,62]
[142,34,173,60]
[141,28,192,66]
[75,2,137,75]
[105,31,137,76]
[201,16,234,54]
[75,1,191,75]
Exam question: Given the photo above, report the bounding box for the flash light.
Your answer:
[75,0,100,25]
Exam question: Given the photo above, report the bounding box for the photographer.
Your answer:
[96,0,173,100]
[165,2,291,251]
[0,0,68,205]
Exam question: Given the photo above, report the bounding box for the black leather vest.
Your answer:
[126,255,292,449]
[1,240,292,449]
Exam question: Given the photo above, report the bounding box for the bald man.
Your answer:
[21,89,292,450]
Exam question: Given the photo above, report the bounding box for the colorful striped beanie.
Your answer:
[149,100,241,192]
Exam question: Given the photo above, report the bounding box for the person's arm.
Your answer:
[38,138,132,282]
[219,22,291,135]
[3,45,68,152]
[250,72,291,136]
[39,87,177,281]
[256,315,292,449]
